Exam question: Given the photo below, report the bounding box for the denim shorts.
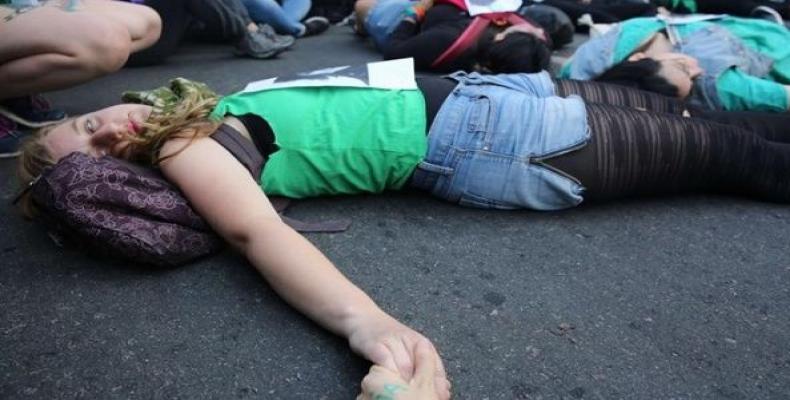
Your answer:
[364,0,412,51]
[410,71,590,210]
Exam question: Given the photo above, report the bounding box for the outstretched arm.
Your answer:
[160,137,449,398]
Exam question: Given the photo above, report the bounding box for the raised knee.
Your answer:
[132,4,163,49]
[142,5,162,37]
[73,22,132,74]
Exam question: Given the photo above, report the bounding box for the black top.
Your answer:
[237,114,278,158]
[417,76,457,129]
[383,4,478,72]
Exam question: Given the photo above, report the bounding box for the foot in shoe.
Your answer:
[235,30,289,59]
[300,16,330,37]
[257,23,296,49]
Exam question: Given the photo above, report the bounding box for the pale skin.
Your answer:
[631,32,703,99]
[43,104,452,400]
[357,338,446,400]
[0,0,161,100]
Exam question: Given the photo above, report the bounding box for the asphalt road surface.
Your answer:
[2,27,789,399]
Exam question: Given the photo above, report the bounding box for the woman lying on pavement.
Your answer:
[355,0,570,73]
[15,64,790,398]
[560,15,790,112]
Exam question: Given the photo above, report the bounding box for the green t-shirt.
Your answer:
[211,86,427,198]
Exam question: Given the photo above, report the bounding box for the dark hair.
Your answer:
[594,58,680,98]
[483,32,551,74]
[518,4,574,50]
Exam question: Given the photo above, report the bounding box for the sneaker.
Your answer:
[300,16,330,37]
[257,23,296,50]
[751,5,784,25]
[0,114,30,159]
[339,12,368,37]
[235,30,289,59]
[0,95,67,128]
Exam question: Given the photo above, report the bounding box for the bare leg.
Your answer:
[0,1,161,100]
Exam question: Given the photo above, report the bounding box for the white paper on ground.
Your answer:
[242,58,417,93]
[465,0,522,17]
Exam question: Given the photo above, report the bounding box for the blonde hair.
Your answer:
[16,86,221,218]
[129,88,220,164]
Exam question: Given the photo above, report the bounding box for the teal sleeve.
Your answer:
[716,69,788,112]
[558,61,571,79]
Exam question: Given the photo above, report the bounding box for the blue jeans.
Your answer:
[411,71,590,210]
[365,0,412,51]
[242,0,310,35]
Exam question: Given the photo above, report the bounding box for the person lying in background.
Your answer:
[560,15,790,112]
[354,0,574,73]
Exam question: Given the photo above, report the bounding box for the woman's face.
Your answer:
[631,52,704,99]
[44,104,153,161]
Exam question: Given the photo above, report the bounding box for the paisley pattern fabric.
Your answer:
[31,152,223,267]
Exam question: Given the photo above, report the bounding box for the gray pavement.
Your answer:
[2,27,790,400]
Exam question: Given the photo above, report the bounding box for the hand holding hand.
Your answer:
[357,338,450,400]
[347,310,450,399]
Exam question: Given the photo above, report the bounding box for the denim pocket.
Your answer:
[453,149,523,210]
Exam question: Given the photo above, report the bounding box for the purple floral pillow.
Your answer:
[31,152,223,266]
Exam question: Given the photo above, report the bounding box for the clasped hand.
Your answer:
[347,311,451,399]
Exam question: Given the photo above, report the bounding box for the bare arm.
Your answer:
[159,137,449,397]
